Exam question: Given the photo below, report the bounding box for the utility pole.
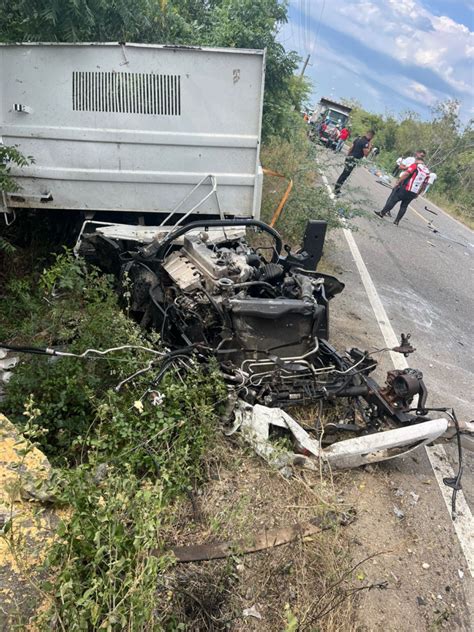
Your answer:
[300,54,311,77]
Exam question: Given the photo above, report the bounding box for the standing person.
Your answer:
[393,154,416,177]
[334,130,375,195]
[374,150,429,225]
[399,154,416,169]
[335,126,350,152]
[424,171,437,194]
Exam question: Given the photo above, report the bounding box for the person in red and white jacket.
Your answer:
[374,150,430,225]
[335,126,350,152]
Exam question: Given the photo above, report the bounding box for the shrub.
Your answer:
[2,251,226,629]
[3,251,226,476]
[38,466,171,631]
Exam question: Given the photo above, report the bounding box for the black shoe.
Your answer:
[393,220,399,226]
[374,211,384,218]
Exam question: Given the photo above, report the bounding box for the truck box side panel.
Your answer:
[0,44,265,217]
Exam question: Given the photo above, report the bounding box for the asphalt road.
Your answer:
[326,154,473,423]
[323,151,474,496]
[319,149,473,628]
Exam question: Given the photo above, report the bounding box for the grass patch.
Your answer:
[162,436,357,632]
[0,251,226,630]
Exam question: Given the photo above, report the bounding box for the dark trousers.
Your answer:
[334,156,357,193]
[380,187,417,222]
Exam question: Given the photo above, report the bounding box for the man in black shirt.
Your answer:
[334,130,375,195]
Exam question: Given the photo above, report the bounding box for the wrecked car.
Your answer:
[76,217,457,472]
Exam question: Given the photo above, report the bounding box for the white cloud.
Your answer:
[388,0,419,19]
[432,15,469,34]
[405,81,437,105]
[465,44,474,58]
[289,0,474,98]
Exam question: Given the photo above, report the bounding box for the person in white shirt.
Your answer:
[424,172,437,194]
[399,155,416,169]
[393,155,416,177]
[375,150,430,225]
[393,156,403,176]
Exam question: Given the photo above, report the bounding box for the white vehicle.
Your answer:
[1,42,265,222]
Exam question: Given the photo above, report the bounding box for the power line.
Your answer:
[312,0,326,56]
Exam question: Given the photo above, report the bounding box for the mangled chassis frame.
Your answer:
[81,217,453,470]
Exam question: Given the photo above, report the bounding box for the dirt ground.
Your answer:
[161,432,470,631]
[163,437,359,631]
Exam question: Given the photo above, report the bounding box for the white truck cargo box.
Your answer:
[0,43,265,218]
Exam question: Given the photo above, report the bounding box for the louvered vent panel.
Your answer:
[72,71,181,115]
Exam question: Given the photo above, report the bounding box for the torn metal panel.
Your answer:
[232,402,319,475]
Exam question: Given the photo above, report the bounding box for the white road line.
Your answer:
[426,446,474,576]
[321,172,474,577]
[342,228,404,369]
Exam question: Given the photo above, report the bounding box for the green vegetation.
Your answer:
[0,144,32,195]
[0,4,338,624]
[0,145,33,253]
[346,99,473,226]
[0,252,226,629]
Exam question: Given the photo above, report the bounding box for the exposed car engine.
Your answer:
[79,218,465,476]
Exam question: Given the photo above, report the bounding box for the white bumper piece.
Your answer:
[231,402,448,471]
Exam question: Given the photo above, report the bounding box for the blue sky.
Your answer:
[279,0,474,122]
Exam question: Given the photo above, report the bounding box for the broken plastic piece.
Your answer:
[233,402,448,470]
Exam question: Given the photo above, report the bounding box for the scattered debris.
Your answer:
[243,605,263,620]
[409,491,420,505]
[5,216,467,478]
[393,505,405,519]
[422,563,430,570]
[0,352,19,400]
[230,402,449,471]
[168,512,352,562]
